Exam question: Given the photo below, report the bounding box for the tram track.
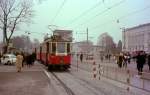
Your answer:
[67,72,108,95]
[70,64,143,95]
[43,66,137,95]
[44,65,109,95]
[44,69,105,95]
[44,69,75,95]
[51,72,76,95]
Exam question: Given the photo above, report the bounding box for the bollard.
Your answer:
[93,61,97,79]
[98,64,101,80]
[97,63,104,80]
[126,69,130,91]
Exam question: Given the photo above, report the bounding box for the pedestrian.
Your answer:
[147,54,150,71]
[16,52,24,72]
[135,51,146,75]
[31,52,36,65]
[100,56,103,62]
[127,54,131,64]
[117,53,123,68]
[26,54,32,67]
[123,54,127,68]
[21,52,25,67]
[0,53,2,64]
[80,53,83,62]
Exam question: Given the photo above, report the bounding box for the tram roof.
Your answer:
[44,37,72,43]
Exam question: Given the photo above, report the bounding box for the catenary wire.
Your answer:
[65,1,103,27]
[50,0,67,24]
[89,4,150,31]
[72,0,126,28]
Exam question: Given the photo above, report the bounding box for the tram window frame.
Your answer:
[46,42,49,53]
[49,42,51,53]
[52,42,56,54]
[56,42,66,54]
[67,43,70,53]
[42,43,46,53]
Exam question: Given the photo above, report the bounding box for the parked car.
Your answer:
[1,54,16,65]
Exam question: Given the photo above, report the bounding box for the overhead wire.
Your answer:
[50,0,67,24]
[89,4,150,31]
[25,31,50,36]
[72,0,126,28]
[66,1,103,26]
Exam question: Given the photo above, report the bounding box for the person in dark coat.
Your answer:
[26,54,32,67]
[123,54,128,68]
[80,53,83,62]
[147,54,150,71]
[117,53,124,68]
[135,51,146,75]
[127,54,131,64]
[0,53,2,64]
[31,52,36,65]
[100,56,103,62]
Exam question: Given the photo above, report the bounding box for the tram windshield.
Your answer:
[57,43,66,53]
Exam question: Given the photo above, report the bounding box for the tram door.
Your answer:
[40,46,42,60]
[46,42,49,65]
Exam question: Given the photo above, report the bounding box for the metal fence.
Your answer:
[98,64,150,92]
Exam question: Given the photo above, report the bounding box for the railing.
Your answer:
[98,64,150,92]
[72,57,150,92]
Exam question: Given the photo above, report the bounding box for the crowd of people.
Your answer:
[116,51,150,75]
[15,52,36,72]
[77,51,150,75]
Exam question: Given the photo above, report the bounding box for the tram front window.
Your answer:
[57,43,66,53]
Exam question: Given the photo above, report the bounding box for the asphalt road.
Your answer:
[0,63,55,95]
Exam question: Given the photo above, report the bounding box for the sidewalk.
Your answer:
[72,58,150,94]
[0,63,51,95]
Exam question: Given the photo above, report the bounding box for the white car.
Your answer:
[1,54,16,65]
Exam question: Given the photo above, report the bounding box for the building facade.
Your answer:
[72,41,93,54]
[123,23,150,53]
[97,32,116,54]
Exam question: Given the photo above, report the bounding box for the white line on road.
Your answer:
[44,69,51,80]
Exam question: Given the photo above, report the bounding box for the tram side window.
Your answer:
[46,42,49,53]
[42,44,46,53]
[52,43,56,54]
[67,43,70,53]
[49,43,51,53]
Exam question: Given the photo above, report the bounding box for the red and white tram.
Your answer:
[37,30,72,69]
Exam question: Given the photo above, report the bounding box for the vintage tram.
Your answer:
[37,30,72,69]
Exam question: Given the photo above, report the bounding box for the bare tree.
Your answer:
[12,35,32,52]
[0,0,34,53]
[117,40,122,52]
[12,36,25,49]
[33,38,40,48]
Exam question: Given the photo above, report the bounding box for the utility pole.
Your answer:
[87,28,88,43]
[122,28,126,51]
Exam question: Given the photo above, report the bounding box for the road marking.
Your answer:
[43,69,51,83]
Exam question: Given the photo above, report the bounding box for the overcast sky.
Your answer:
[1,0,150,44]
